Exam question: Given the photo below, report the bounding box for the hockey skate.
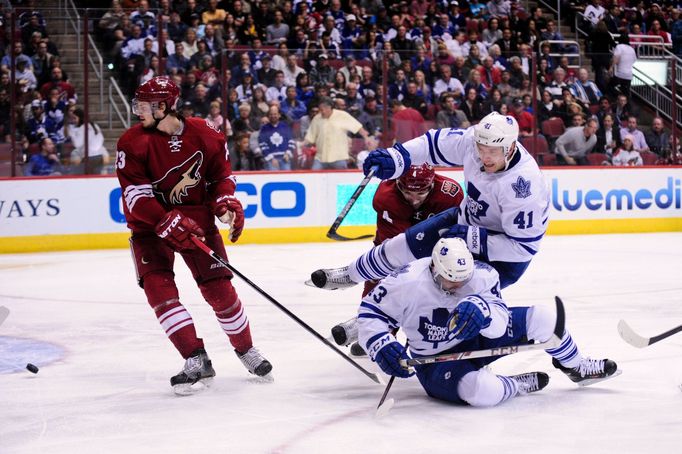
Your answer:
[171,348,216,396]
[331,317,359,346]
[552,357,620,387]
[236,347,273,379]
[510,371,550,395]
[305,266,357,290]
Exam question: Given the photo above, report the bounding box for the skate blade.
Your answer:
[576,369,622,387]
[173,377,214,396]
[304,279,318,288]
[375,398,395,418]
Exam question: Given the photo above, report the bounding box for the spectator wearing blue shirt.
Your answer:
[25,99,59,145]
[259,106,295,171]
[280,86,307,123]
[24,137,63,176]
[166,42,190,75]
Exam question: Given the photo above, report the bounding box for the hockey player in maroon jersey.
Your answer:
[115,76,272,395]
[331,164,464,352]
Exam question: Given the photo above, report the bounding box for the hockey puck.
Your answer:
[26,363,39,374]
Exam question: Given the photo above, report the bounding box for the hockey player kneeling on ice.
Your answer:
[357,238,619,406]
[116,77,272,395]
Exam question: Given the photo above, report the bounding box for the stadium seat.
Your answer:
[640,151,659,165]
[587,153,608,165]
[541,117,565,140]
[537,152,557,166]
[520,135,549,156]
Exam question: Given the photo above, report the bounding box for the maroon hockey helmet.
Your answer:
[133,76,180,113]
[397,163,435,193]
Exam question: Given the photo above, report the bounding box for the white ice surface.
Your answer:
[1,233,682,454]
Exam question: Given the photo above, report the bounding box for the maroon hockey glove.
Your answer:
[213,195,244,242]
[155,209,205,251]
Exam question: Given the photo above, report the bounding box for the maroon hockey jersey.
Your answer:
[115,117,235,233]
[372,174,464,245]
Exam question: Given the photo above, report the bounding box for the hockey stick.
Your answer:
[375,340,409,418]
[400,296,566,368]
[0,306,8,327]
[326,166,377,241]
[617,320,682,348]
[191,237,381,384]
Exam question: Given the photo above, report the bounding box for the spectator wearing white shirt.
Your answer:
[610,33,636,97]
[433,64,465,99]
[584,0,606,28]
[613,135,643,166]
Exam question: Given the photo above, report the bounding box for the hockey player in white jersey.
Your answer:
[359,238,619,406]
[311,112,550,291]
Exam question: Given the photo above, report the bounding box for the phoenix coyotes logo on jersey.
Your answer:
[152,151,204,205]
[418,308,453,348]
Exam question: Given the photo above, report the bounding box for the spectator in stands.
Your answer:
[555,118,599,165]
[265,70,287,104]
[232,52,254,86]
[166,42,190,75]
[588,21,615,92]
[584,0,606,30]
[166,11,188,43]
[645,117,671,158]
[345,82,365,113]
[496,70,513,101]
[392,99,425,143]
[388,68,408,101]
[436,93,470,129]
[296,72,315,105]
[510,98,534,137]
[259,105,295,171]
[620,116,649,153]
[391,25,416,59]
[189,40,211,72]
[487,0,512,18]
[433,64,464,100]
[478,56,502,92]
[647,19,670,43]
[464,70,488,101]
[0,88,10,142]
[570,68,602,107]
[481,88,503,115]
[231,132,263,171]
[303,96,369,170]
[205,101,225,132]
[14,59,37,94]
[507,57,526,89]
[1,41,32,72]
[250,86,270,120]
[595,113,622,160]
[120,24,147,61]
[31,40,53,87]
[202,0,227,27]
[355,95,382,137]
[460,87,484,124]
[614,93,638,124]
[266,9,290,45]
[520,18,541,51]
[494,28,518,59]
[283,54,305,87]
[609,33,636,97]
[545,67,570,101]
[25,99,58,145]
[24,136,62,176]
[330,71,348,100]
[482,17,503,49]
[281,86,307,123]
[672,9,682,57]
[603,4,621,34]
[402,81,428,116]
[65,107,109,175]
[235,72,263,103]
[612,135,643,166]
[537,89,561,124]
[181,28,199,60]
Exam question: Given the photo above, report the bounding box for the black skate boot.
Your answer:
[552,357,620,387]
[306,266,357,290]
[170,348,216,396]
[236,347,273,378]
[331,317,358,346]
[349,342,367,357]
[510,371,550,394]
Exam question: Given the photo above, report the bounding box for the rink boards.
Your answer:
[0,167,681,253]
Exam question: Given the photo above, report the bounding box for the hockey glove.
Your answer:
[213,194,244,242]
[443,224,488,260]
[155,209,205,252]
[367,333,413,378]
[362,143,411,180]
[448,295,492,341]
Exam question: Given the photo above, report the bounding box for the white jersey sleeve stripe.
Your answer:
[360,302,400,326]
[433,129,458,166]
[505,232,545,243]
[124,184,154,211]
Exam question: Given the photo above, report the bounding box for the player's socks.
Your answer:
[215,299,253,353]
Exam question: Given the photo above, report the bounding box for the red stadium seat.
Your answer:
[541,118,565,139]
[537,152,557,166]
[587,153,608,165]
[640,151,659,165]
[520,135,549,156]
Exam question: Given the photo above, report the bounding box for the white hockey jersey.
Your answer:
[357,258,510,357]
[395,126,551,263]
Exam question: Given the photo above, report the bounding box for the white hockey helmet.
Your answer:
[431,237,474,286]
[473,112,519,165]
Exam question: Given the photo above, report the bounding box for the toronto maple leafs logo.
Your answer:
[417,308,453,348]
[465,182,489,221]
[511,176,532,199]
[152,151,204,205]
[270,131,284,147]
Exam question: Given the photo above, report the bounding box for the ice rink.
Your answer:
[1,233,682,453]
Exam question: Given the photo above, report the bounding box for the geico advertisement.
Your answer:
[0,168,681,237]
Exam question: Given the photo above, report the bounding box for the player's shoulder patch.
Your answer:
[439,179,462,198]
